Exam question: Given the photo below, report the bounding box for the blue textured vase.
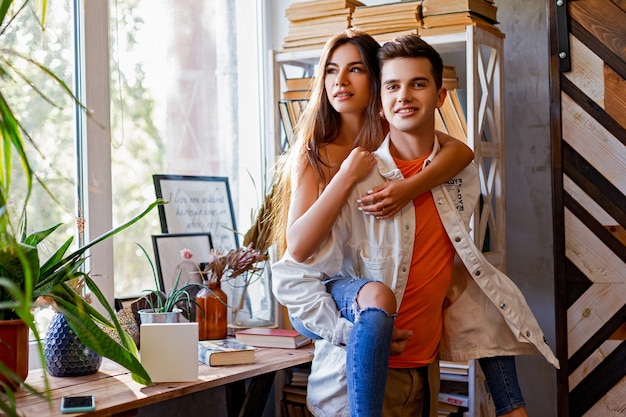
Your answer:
[44,313,102,377]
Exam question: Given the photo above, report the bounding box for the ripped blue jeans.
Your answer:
[290,277,395,417]
[292,281,527,417]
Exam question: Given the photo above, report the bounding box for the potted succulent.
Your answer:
[0,0,159,415]
[135,244,205,324]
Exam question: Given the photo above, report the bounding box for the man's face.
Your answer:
[380,57,446,135]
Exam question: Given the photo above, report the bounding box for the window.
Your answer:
[108,0,264,298]
[5,0,77,259]
[8,0,264,310]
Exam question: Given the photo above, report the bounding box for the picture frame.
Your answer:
[153,175,239,251]
[151,233,213,293]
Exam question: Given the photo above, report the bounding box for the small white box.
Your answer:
[140,322,199,382]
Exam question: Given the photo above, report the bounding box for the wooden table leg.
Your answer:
[225,371,277,417]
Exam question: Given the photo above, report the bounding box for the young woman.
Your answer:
[271,29,529,417]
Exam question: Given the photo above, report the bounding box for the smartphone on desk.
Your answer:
[60,395,96,413]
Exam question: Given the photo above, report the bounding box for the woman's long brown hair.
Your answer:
[269,29,384,258]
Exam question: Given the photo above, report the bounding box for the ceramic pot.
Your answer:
[0,319,29,391]
[44,313,102,377]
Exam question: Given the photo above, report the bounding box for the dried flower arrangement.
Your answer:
[199,243,269,285]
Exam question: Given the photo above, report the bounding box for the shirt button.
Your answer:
[402,267,407,272]
[500,303,506,309]
[405,225,410,230]
[454,237,461,242]
[526,331,531,337]
[474,270,481,277]
[438,198,444,205]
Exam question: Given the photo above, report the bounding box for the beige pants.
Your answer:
[383,362,440,417]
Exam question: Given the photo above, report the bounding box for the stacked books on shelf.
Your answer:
[439,390,469,408]
[281,395,312,417]
[282,0,364,51]
[435,66,467,143]
[235,327,313,349]
[197,338,256,366]
[418,0,503,38]
[278,99,309,150]
[350,1,422,43]
[439,359,470,379]
[283,77,315,100]
[438,371,469,416]
[290,365,310,387]
[281,364,312,417]
[442,65,460,91]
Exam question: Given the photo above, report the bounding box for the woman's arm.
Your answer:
[286,147,376,262]
[358,131,474,219]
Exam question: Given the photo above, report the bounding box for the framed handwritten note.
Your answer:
[153,175,239,251]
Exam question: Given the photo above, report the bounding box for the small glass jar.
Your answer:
[195,278,228,340]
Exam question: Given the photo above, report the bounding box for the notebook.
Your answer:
[140,322,199,382]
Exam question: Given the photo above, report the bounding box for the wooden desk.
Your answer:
[14,346,314,417]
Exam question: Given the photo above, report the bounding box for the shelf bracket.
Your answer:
[555,0,571,73]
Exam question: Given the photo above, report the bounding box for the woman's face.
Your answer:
[324,43,371,117]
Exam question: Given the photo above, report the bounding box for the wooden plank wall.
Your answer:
[550,0,626,416]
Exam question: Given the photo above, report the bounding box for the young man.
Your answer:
[272,34,558,417]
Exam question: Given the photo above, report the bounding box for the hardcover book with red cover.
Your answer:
[235,328,312,349]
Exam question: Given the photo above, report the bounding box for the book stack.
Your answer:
[197,338,256,366]
[350,1,422,44]
[281,396,312,417]
[418,0,503,38]
[442,65,460,91]
[281,364,312,417]
[235,327,313,349]
[283,77,315,100]
[440,359,470,379]
[438,372,469,416]
[435,67,467,143]
[278,99,310,150]
[282,0,364,52]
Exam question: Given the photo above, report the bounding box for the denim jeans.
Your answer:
[478,356,526,415]
[290,277,395,417]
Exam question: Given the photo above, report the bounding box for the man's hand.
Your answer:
[390,327,413,356]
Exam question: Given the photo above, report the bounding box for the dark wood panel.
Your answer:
[610,0,626,13]
[568,305,626,372]
[564,192,626,264]
[561,75,626,147]
[568,340,626,417]
[569,0,626,63]
[552,1,626,416]
[562,142,626,228]
[564,258,592,308]
[570,19,626,80]
[604,64,626,129]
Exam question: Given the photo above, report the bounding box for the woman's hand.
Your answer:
[357,179,415,219]
[337,146,377,185]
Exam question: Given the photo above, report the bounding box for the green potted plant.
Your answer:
[134,244,205,324]
[0,1,159,415]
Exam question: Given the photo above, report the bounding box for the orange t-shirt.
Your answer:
[388,154,455,368]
